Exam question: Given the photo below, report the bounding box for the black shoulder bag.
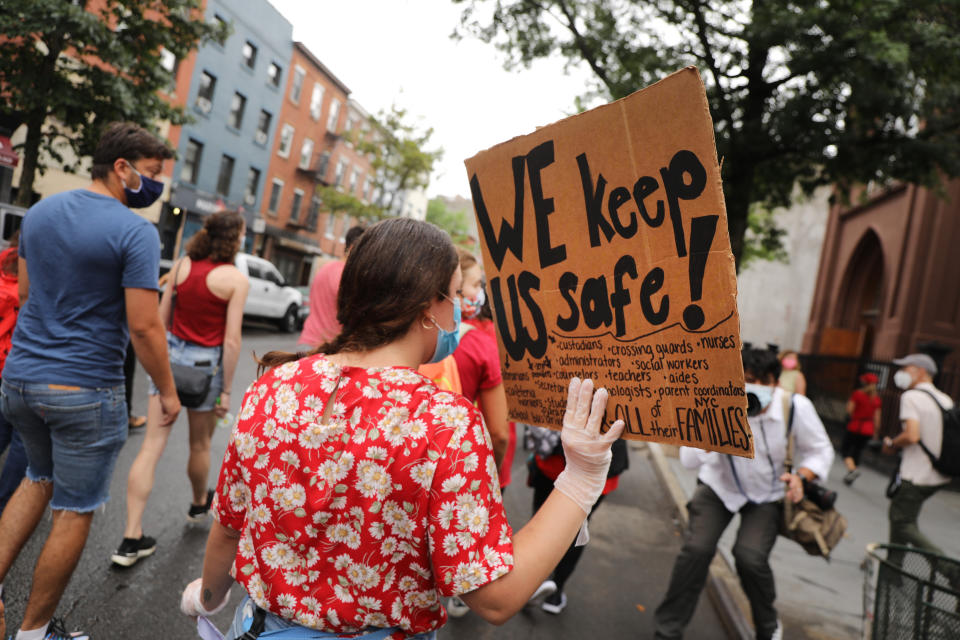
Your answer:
[167,259,218,408]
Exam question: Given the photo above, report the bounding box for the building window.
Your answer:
[334,159,348,188]
[159,48,178,91]
[317,152,331,181]
[242,41,257,69]
[255,110,271,145]
[213,15,229,45]
[216,154,235,196]
[363,175,373,202]
[181,139,203,184]
[327,98,341,132]
[196,71,216,113]
[228,92,246,129]
[268,62,282,87]
[290,189,304,223]
[278,124,294,158]
[244,167,261,205]
[324,214,335,239]
[349,169,360,194]
[306,196,321,230]
[309,83,325,121]
[267,179,283,214]
[299,138,314,170]
[290,66,305,103]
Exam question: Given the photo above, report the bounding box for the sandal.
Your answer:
[128,415,147,429]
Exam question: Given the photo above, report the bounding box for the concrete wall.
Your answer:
[736,186,831,352]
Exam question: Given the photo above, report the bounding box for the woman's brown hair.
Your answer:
[259,218,458,369]
[185,210,245,263]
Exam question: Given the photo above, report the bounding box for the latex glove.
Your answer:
[181,578,230,617]
[554,377,625,516]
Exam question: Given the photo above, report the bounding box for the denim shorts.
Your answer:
[226,595,437,640]
[0,378,127,512]
[149,332,223,412]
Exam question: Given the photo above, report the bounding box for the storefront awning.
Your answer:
[0,137,19,168]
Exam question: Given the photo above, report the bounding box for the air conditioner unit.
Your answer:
[254,130,268,145]
[196,97,212,114]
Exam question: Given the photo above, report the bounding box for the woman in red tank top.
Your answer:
[114,210,250,567]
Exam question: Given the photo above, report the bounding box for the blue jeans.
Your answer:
[226,596,437,640]
[0,379,127,512]
[0,398,28,512]
[149,332,223,412]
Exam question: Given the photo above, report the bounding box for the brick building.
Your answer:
[258,43,374,285]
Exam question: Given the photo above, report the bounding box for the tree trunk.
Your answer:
[722,162,755,272]
[13,112,45,208]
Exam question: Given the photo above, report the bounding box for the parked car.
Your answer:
[234,253,303,332]
[295,285,310,330]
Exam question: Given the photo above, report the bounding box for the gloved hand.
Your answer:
[554,377,625,516]
[180,577,230,617]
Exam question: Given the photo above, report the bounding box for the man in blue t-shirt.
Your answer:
[0,122,180,640]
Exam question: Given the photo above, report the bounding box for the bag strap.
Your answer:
[914,388,946,466]
[235,605,267,639]
[782,392,796,474]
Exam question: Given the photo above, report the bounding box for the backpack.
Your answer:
[915,389,960,478]
[780,394,848,559]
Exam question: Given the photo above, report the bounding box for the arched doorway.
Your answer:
[834,230,885,358]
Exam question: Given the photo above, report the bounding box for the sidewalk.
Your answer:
[660,447,960,639]
[439,440,727,639]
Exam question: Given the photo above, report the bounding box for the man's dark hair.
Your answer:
[344,225,365,252]
[742,347,782,383]
[90,122,173,180]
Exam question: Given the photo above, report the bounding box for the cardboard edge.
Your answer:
[646,443,754,640]
[463,66,702,167]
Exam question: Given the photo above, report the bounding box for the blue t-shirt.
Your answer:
[4,189,160,387]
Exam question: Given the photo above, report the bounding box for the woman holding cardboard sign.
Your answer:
[179,218,624,638]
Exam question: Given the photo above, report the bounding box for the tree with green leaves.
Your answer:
[352,105,443,216]
[453,0,960,266]
[0,0,228,206]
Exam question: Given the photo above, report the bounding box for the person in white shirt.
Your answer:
[654,348,834,640]
[883,353,953,555]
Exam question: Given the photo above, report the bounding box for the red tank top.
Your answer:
[171,259,230,347]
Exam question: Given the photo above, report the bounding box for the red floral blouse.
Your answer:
[213,354,514,637]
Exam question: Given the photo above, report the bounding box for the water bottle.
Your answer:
[215,395,234,429]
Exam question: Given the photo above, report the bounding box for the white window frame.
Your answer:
[324,213,336,240]
[309,83,325,121]
[326,98,341,132]
[278,124,295,158]
[291,188,305,222]
[267,178,284,215]
[299,138,314,170]
[290,65,305,103]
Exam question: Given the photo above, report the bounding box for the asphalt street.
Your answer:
[1,324,727,639]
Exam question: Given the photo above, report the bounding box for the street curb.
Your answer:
[646,442,754,640]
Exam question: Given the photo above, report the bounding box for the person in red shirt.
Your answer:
[114,211,250,567]
[298,226,365,350]
[179,218,624,639]
[842,372,882,485]
[451,249,510,479]
[0,237,27,514]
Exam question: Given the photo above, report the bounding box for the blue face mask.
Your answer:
[429,297,461,363]
[745,382,775,412]
[123,161,165,208]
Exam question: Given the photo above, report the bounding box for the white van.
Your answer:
[234,253,303,332]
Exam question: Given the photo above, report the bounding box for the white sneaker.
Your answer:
[528,579,557,604]
[541,591,567,615]
[769,620,783,640]
[446,596,470,618]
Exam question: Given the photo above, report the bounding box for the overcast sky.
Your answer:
[268,0,594,199]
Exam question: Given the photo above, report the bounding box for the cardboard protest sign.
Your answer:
[464,67,752,458]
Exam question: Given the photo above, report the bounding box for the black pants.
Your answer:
[841,431,870,465]
[654,483,781,640]
[530,462,606,593]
